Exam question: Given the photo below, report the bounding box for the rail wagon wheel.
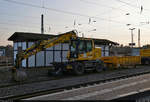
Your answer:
[145,60,150,65]
[73,63,84,75]
[49,65,63,76]
[95,63,105,73]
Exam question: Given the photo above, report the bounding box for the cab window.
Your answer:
[70,40,78,58]
[86,41,92,52]
[78,40,86,54]
[70,40,77,52]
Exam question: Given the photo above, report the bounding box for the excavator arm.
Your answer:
[13,30,77,81]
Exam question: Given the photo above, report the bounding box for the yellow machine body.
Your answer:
[13,30,104,81]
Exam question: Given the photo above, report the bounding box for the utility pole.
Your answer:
[41,14,44,34]
[82,33,84,38]
[138,29,141,47]
[129,28,136,48]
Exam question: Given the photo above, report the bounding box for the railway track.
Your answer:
[0,66,125,88]
[1,66,150,101]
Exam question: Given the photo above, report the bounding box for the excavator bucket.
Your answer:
[12,67,27,82]
[12,50,27,81]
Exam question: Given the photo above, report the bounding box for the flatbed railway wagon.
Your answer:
[140,48,150,65]
[100,48,150,68]
[100,56,141,68]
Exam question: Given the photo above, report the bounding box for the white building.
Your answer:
[8,31,118,68]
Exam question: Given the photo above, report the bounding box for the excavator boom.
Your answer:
[15,31,77,69]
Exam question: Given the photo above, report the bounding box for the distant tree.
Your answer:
[5,44,13,57]
[6,44,13,48]
[120,44,123,47]
[142,44,150,48]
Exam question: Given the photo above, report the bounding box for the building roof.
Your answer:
[90,38,118,45]
[8,32,57,41]
[8,30,119,45]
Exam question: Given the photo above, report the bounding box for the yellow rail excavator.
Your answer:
[12,30,105,81]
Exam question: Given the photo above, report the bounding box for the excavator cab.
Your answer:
[69,38,94,60]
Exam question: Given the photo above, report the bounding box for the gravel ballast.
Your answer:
[0,66,150,99]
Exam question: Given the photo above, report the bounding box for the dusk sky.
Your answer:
[0,0,150,46]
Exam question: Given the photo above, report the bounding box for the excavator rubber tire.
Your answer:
[49,65,63,76]
[73,63,84,75]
